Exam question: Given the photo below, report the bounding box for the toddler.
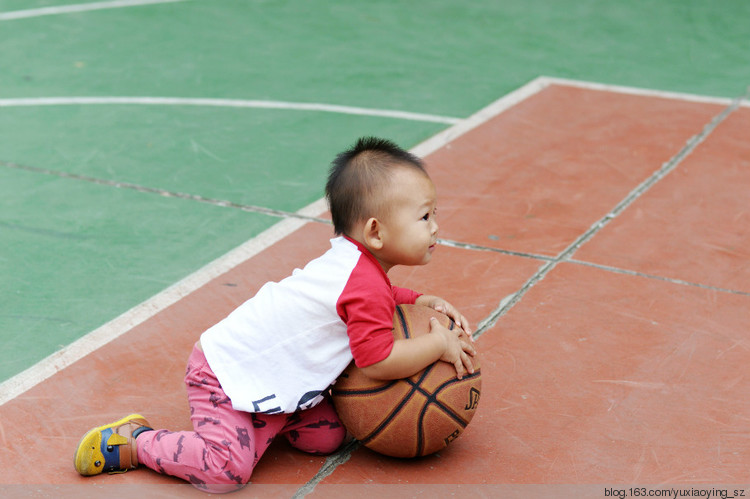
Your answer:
[74,137,476,493]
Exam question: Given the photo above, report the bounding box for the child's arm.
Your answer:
[360,317,476,381]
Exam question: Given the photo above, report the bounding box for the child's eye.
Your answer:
[421,208,436,221]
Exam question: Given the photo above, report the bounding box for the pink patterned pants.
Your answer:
[136,345,347,493]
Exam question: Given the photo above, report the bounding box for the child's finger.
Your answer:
[461,339,476,358]
[448,311,472,339]
[453,358,465,380]
[461,351,475,375]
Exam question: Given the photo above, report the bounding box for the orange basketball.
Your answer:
[331,304,481,458]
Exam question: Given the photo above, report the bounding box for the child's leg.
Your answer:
[136,345,286,493]
[282,396,347,455]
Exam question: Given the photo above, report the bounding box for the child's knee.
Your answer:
[285,421,347,455]
[314,423,347,455]
[183,449,253,494]
[190,467,251,494]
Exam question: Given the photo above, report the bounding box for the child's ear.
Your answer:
[362,217,384,250]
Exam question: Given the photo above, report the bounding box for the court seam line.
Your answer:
[291,440,362,499]
[472,89,747,338]
[0,96,462,125]
[29,160,734,299]
[8,158,739,301]
[438,238,750,297]
[0,0,187,21]
[566,259,750,297]
[0,76,738,411]
[16,157,743,299]
[0,159,331,224]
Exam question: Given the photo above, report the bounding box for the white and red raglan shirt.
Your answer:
[200,236,421,414]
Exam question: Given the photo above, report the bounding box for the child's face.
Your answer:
[374,167,439,272]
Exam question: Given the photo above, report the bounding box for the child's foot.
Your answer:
[74,414,152,475]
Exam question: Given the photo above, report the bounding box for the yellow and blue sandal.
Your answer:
[74,414,152,475]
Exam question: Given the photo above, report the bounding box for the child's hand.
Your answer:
[416,295,473,338]
[429,317,476,380]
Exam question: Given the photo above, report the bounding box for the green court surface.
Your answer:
[1,0,749,383]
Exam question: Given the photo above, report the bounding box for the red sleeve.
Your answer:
[336,256,397,368]
[392,286,421,305]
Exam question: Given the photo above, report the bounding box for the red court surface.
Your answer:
[1,80,748,498]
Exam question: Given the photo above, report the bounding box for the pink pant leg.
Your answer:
[137,346,287,493]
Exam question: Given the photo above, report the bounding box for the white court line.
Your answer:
[412,76,748,158]
[0,96,462,125]
[0,0,187,21]
[0,199,324,408]
[543,76,750,108]
[0,76,740,407]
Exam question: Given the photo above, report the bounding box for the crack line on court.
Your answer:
[0,159,331,224]
[21,156,737,303]
[567,259,750,297]
[436,237,555,262]
[471,90,748,339]
[439,238,750,298]
[291,439,361,499]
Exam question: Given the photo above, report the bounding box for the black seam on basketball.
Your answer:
[414,369,482,435]
[337,305,476,455]
[395,305,409,338]
[418,391,467,432]
[403,361,435,388]
[416,407,425,456]
[331,380,399,397]
[357,385,418,446]
[358,367,433,446]
[414,373,480,455]
[390,366,436,456]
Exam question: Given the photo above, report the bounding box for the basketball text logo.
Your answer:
[444,429,460,446]
[465,387,480,410]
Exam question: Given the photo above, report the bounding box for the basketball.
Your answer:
[331,304,481,458]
